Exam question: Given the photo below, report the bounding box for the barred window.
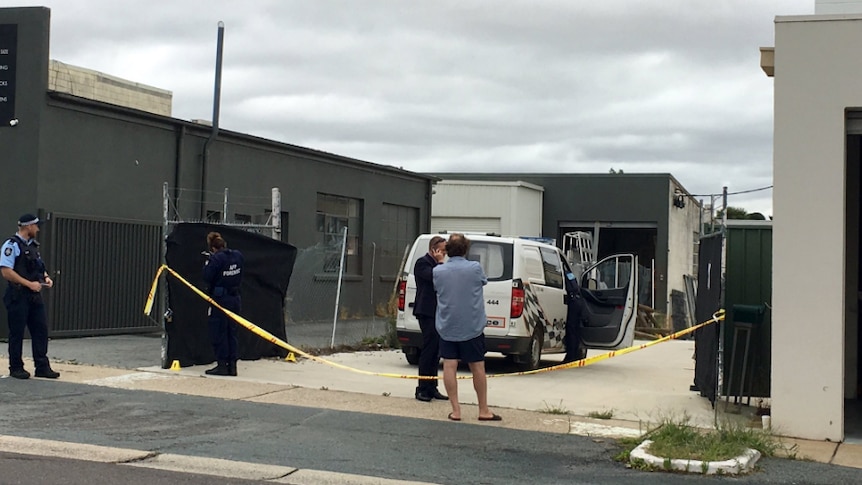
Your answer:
[316,194,363,274]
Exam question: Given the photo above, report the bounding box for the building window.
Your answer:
[316,194,363,274]
[381,203,419,276]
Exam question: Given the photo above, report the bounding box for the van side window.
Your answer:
[539,248,564,288]
[467,242,509,280]
[523,247,545,283]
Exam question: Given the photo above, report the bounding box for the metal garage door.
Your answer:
[42,214,162,336]
[431,217,501,234]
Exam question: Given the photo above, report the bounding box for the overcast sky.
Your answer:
[16,1,815,216]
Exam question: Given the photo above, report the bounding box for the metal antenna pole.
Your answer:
[714,185,729,426]
[271,187,281,240]
[222,187,229,224]
[200,21,225,220]
[330,226,348,348]
[160,182,170,368]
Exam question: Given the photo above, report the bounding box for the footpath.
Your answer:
[2,335,862,471]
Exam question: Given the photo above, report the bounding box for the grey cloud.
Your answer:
[10,0,809,216]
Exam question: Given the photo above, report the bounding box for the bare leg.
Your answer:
[468,360,492,418]
[443,359,460,419]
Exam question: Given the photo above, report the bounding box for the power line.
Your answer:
[689,185,773,198]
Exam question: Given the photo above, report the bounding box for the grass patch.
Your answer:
[642,415,780,463]
[587,409,614,420]
[539,400,570,415]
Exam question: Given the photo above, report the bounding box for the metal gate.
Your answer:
[43,213,162,336]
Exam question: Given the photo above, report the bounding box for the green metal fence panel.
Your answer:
[724,222,772,398]
[43,214,162,337]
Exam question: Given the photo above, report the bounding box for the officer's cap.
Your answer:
[17,214,43,227]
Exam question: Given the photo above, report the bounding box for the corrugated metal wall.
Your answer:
[43,214,162,336]
[723,222,773,398]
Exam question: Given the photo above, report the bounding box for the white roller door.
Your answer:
[431,217,502,234]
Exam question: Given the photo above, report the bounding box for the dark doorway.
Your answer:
[847,127,862,442]
[558,225,657,308]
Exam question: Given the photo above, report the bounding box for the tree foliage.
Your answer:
[716,206,767,220]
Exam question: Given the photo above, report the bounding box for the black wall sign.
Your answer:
[0,24,18,127]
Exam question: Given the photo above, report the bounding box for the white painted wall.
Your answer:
[816,0,862,14]
[431,180,543,236]
[666,181,701,321]
[772,15,862,441]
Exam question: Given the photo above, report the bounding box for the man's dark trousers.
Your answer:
[417,315,440,393]
[4,291,49,372]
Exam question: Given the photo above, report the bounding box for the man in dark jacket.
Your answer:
[412,235,448,401]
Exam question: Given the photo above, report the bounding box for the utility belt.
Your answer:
[211,286,240,297]
[5,282,42,303]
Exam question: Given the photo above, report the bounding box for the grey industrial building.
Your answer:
[0,7,435,338]
[1,6,701,342]
[434,173,703,317]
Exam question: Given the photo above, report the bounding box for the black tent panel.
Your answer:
[164,223,297,366]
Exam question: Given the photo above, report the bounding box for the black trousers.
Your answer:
[3,289,49,372]
[417,315,440,392]
[208,295,240,362]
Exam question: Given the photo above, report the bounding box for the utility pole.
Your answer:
[200,21,225,221]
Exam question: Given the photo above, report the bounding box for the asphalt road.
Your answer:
[2,379,862,484]
[0,452,271,485]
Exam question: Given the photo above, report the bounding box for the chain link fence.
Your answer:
[283,232,396,352]
[166,186,398,353]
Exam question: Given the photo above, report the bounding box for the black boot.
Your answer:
[415,386,432,402]
[205,361,230,376]
[227,360,237,376]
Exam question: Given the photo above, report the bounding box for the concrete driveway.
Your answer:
[149,338,725,429]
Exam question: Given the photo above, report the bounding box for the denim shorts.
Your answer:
[439,335,486,363]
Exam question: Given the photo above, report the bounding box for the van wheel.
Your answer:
[520,328,543,371]
[403,347,420,366]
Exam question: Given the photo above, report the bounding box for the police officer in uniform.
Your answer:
[202,232,243,376]
[563,270,588,364]
[0,214,59,379]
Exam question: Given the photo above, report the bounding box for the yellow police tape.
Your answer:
[145,264,725,380]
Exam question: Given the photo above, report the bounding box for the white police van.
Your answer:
[395,234,638,370]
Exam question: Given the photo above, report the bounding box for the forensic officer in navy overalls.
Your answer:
[563,269,587,364]
[202,231,243,376]
[0,214,59,379]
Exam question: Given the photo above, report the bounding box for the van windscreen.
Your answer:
[466,241,512,281]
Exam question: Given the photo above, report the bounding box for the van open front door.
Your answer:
[579,254,638,350]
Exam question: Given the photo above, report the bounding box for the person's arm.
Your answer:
[202,252,221,287]
[0,267,41,292]
[38,257,53,288]
[414,255,434,284]
[475,263,488,286]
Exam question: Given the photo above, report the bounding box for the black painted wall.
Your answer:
[0,8,49,240]
[435,172,674,311]
[0,7,434,336]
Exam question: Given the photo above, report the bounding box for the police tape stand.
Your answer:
[158,182,282,369]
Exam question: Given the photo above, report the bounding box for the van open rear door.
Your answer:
[579,254,638,350]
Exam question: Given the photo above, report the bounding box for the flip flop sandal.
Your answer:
[478,414,502,421]
[448,413,461,421]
